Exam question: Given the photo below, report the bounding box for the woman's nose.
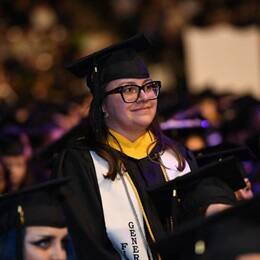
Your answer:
[137,89,148,102]
[51,243,67,260]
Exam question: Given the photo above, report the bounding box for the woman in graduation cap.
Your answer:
[0,180,76,260]
[53,33,238,259]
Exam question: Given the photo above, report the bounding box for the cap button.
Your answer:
[17,205,25,225]
[195,240,205,255]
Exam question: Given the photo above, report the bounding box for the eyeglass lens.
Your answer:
[122,81,160,103]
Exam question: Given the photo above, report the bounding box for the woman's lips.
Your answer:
[131,107,150,112]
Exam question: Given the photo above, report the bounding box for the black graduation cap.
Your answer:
[152,195,260,260]
[0,178,78,260]
[194,142,256,167]
[147,156,246,221]
[66,32,156,92]
[0,178,69,234]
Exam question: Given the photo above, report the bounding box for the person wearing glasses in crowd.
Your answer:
[53,33,237,259]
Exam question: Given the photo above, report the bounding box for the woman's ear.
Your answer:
[102,104,109,118]
[102,103,107,114]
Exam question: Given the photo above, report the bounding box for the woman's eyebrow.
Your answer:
[120,79,152,85]
[119,81,137,85]
[143,79,152,83]
[30,235,54,240]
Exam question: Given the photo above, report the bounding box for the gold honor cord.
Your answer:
[160,163,178,198]
[160,164,169,182]
[125,172,162,260]
[160,160,177,233]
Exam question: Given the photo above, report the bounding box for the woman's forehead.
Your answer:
[106,77,151,88]
[26,226,68,236]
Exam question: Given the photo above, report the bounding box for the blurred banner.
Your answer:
[184,25,260,99]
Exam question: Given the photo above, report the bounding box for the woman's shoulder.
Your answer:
[160,133,198,170]
[67,135,91,150]
[51,136,96,179]
[52,136,92,162]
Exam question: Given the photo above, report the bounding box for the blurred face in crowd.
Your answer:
[185,134,206,152]
[2,155,27,191]
[24,226,68,260]
[102,78,159,140]
[237,254,260,260]
[0,163,7,193]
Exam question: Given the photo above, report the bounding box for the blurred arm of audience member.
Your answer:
[235,178,254,201]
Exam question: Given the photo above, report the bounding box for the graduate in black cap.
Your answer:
[153,195,260,260]
[52,33,242,259]
[0,179,76,260]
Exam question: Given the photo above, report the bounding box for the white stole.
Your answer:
[90,149,191,260]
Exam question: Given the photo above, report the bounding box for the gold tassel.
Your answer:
[17,205,24,225]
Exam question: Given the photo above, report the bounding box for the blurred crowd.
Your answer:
[0,0,259,195]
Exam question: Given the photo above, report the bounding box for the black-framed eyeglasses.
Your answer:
[104,80,161,103]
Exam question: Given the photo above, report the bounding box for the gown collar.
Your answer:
[107,129,156,159]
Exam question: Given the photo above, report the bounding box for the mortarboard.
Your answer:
[147,156,246,221]
[0,178,69,234]
[66,33,156,92]
[194,142,256,167]
[152,195,260,260]
[0,178,77,260]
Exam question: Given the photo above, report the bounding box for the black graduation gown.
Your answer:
[52,139,236,260]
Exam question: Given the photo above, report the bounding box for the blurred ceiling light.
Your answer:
[50,25,68,42]
[30,4,57,31]
[35,53,53,71]
[79,32,117,56]
[6,26,23,43]
[0,82,17,103]
[111,0,140,18]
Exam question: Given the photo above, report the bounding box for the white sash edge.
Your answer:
[90,151,151,260]
[160,149,191,180]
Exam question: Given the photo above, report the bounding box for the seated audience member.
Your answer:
[0,133,32,191]
[153,195,260,260]
[0,160,8,194]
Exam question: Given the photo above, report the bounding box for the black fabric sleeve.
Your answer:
[173,144,237,221]
[179,177,237,222]
[52,148,121,260]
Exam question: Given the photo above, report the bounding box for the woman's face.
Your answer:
[102,78,158,139]
[0,164,6,193]
[24,226,68,260]
[2,155,27,190]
